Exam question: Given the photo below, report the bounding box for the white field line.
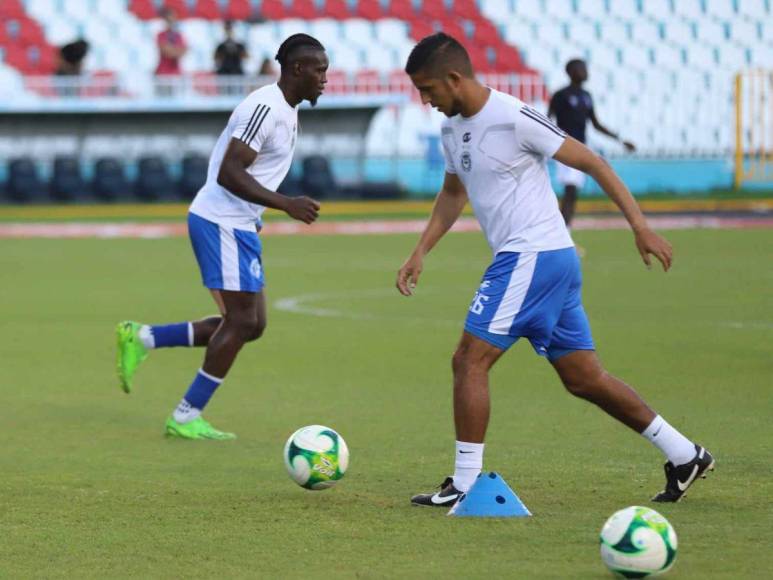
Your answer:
[1,215,773,239]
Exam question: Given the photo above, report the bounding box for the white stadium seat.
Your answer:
[727,20,760,44]
[694,19,727,43]
[575,0,607,19]
[672,0,704,19]
[597,23,629,45]
[309,19,342,51]
[704,0,737,20]
[661,19,695,44]
[374,19,410,48]
[630,19,661,43]
[641,0,672,19]
[607,0,639,21]
[736,0,769,18]
[343,19,375,47]
[565,21,598,43]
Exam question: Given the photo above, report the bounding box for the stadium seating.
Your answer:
[7,157,47,203]
[92,157,132,201]
[50,155,87,202]
[134,157,177,201]
[179,154,209,200]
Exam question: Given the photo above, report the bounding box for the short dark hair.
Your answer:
[565,58,586,74]
[405,32,473,77]
[275,34,325,69]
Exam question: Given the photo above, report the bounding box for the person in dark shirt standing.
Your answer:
[548,59,635,227]
[215,20,248,75]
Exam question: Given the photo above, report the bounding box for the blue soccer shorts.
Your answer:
[464,247,594,361]
[188,212,264,293]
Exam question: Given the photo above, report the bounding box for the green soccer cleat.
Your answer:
[116,320,148,394]
[165,416,237,441]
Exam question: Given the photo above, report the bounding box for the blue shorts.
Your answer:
[464,247,594,360]
[188,212,264,293]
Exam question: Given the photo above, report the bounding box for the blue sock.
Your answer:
[149,322,191,348]
[182,369,222,411]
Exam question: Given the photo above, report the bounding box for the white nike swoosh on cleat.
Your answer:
[430,492,459,505]
[677,464,700,491]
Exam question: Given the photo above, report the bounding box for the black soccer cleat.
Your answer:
[652,444,715,503]
[411,476,463,507]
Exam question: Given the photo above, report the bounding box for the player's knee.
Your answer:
[246,318,266,342]
[226,315,262,343]
[561,368,606,399]
[452,344,488,376]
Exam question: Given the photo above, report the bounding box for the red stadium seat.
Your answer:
[421,0,449,20]
[353,0,386,19]
[410,20,434,40]
[5,18,46,46]
[224,0,253,20]
[388,69,411,93]
[468,19,501,44]
[162,0,191,17]
[324,69,349,95]
[450,0,480,20]
[192,71,218,95]
[323,0,353,18]
[129,0,159,19]
[434,18,467,42]
[288,0,319,19]
[0,0,26,19]
[192,0,222,20]
[260,0,288,19]
[388,0,418,20]
[354,69,382,93]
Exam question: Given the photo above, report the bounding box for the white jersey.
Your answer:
[190,83,298,230]
[441,89,574,254]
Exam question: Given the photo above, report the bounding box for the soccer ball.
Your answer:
[283,425,349,490]
[600,506,677,578]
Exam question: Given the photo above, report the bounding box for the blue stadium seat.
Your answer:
[134,157,177,201]
[301,155,339,199]
[179,154,208,200]
[92,157,132,201]
[50,155,87,202]
[7,157,46,203]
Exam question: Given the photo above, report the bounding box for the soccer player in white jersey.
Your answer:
[115,34,327,440]
[397,34,714,505]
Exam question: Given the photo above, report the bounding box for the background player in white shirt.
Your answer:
[116,34,327,440]
[397,34,714,506]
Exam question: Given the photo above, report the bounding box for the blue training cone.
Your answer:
[448,472,532,517]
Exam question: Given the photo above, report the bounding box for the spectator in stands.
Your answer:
[258,57,277,77]
[548,59,636,229]
[155,7,187,76]
[214,20,247,75]
[55,39,89,76]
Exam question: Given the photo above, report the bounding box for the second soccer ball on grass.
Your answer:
[284,425,349,490]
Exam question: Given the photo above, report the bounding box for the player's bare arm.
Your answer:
[396,172,468,296]
[553,137,672,271]
[218,138,320,224]
[588,109,635,152]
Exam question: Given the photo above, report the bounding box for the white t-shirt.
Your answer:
[441,89,574,254]
[190,83,298,230]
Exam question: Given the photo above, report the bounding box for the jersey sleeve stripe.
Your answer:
[239,104,265,142]
[244,105,271,145]
[523,105,555,125]
[520,109,566,138]
[239,104,269,144]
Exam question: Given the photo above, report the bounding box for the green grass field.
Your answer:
[1,228,771,578]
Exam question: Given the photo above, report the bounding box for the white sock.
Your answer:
[642,415,696,466]
[173,399,201,424]
[138,325,155,349]
[453,441,484,492]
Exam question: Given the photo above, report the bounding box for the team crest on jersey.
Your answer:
[463,132,471,143]
[250,258,262,279]
[461,151,472,172]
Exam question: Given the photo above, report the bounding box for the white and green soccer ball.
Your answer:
[600,506,678,578]
[283,425,349,490]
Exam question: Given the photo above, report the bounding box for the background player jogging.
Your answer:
[548,58,636,228]
[116,34,327,440]
[396,34,714,506]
